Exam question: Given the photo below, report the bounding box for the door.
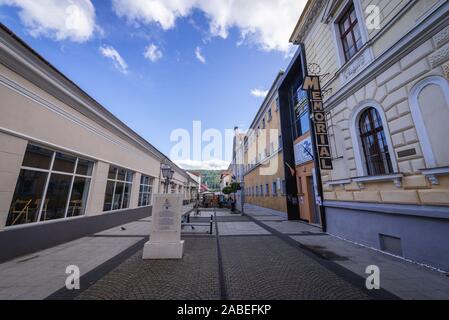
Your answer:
[306,176,321,225]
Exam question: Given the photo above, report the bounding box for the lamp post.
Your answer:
[161,164,175,194]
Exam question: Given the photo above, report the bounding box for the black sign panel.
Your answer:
[302,76,333,170]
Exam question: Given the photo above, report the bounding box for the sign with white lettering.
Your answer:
[302,76,333,170]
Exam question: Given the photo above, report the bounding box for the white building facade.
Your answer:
[0,24,197,262]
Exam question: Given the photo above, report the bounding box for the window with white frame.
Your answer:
[7,144,94,227]
[330,0,369,68]
[138,175,154,207]
[359,107,393,176]
[104,165,134,212]
[272,182,277,196]
[338,3,362,62]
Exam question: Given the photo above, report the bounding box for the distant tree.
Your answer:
[222,186,233,195]
[222,182,241,196]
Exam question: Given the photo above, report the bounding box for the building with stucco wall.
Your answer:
[0,24,197,262]
[288,0,449,270]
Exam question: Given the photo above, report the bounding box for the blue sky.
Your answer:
[0,0,306,170]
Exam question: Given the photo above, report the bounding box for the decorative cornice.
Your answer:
[291,0,328,44]
[434,24,449,48]
[443,63,449,80]
[429,42,449,68]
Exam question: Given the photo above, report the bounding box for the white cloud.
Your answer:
[99,45,128,74]
[0,0,96,42]
[111,0,307,52]
[250,88,268,98]
[144,43,163,62]
[195,46,206,64]
[175,159,230,171]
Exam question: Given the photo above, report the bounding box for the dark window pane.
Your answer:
[76,159,93,176]
[108,166,117,179]
[117,168,126,181]
[346,34,354,49]
[122,183,131,209]
[343,17,351,31]
[103,181,115,211]
[67,177,90,217]
[22,145,53,169]
[7,170,48,226]
[125,171,133,182]
[113,182,124,210]
[40,174,72,222]
[359,108,393,176]
[53,152,76,173]
[138,194,143,207]
[350,10,357,23]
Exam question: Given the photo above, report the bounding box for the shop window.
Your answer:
[138,175,154,207]
[7,144,93,227]
[103,165,134,211]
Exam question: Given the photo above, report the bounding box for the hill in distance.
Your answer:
[189,170,224,191]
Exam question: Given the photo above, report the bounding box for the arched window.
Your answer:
[359,107,393,175]
[410,76,449,168]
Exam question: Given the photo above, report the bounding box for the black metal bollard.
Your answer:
[210,215,213,235]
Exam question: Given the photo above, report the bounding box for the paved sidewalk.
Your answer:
[244,204,449,300]
[0,218,151,300]
[1,205,447,300]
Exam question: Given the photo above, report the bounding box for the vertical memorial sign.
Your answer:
[143,194,184,259]
[302,76,333,170]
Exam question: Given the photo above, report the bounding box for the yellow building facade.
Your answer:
[242,73,288,213]
[289,0,449,270]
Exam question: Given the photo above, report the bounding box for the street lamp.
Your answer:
[161,164,175,194]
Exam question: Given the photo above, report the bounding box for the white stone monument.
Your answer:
[143,194,184,259]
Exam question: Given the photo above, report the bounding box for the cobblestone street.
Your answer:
[73,206,399,300]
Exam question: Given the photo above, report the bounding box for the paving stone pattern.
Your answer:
[77,237,220,300]
[220,236,370,300]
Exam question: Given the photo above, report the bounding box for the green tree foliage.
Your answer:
[223,182,241,194]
